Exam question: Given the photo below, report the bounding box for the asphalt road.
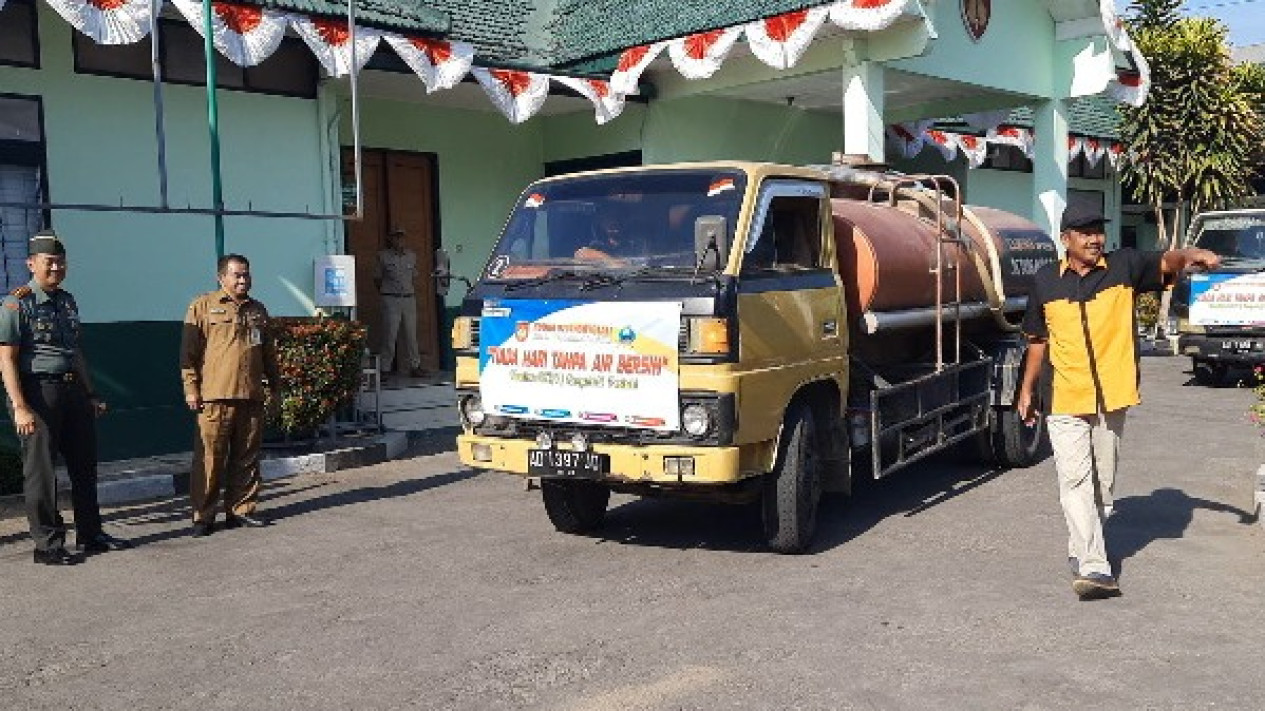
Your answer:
[1,356,1262,710]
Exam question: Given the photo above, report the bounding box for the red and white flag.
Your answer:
[955,134,988,169]
[1107,61,1151,107]
[829,0,912,32]
[1106,142,1126,170]
[668,27,743,80]
[384,35,474,93]
[886,121,929,159]
[171,0,287,67]
[988,126,1034,158]
[1082,137,1106,168]
[925,130,959,162]
[745,8,828,70]
[292,16,382,77]
[472,68,551,124]
[609,42,666,96]
[45,0,152,45]
[1067,136,1085,162]
[555,77,627,126]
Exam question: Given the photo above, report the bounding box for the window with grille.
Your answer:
[0,95,47,291]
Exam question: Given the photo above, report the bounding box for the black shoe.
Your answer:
[191,521,215,538]
[34,547,82,566]
[1073,573,1122,600]
[224,513,270,529]
[78,532,132,554]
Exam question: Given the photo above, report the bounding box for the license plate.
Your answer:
[527,449,610,478]
[1223,340,1255,351]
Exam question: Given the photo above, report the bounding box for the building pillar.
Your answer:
[842,61,885,163]
[1031,99,1070,240]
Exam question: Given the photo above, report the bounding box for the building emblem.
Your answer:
[961,0,991,42]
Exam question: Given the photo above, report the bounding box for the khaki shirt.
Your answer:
[180,290,278,402]
[375,248,417,296]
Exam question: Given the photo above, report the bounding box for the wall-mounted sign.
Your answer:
[315,255,356,307]
[962,0,991,42]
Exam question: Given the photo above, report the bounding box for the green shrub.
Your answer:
[1251,366,1265,433]
[1136,292,1161,331]
[0,447,21,496]
[266,317,367,436]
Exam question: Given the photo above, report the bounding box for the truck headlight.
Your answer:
[460,394,485,426]
[682,403,712,437]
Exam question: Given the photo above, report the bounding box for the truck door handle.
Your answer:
[822,320,838,337]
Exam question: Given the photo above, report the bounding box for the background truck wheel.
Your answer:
[762,402,822,554]
[979,373,1049,469]
[1192,359,1226,386]
[541,480,610,533]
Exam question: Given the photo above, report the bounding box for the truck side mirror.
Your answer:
[434,248,452,297]
[694,215,729,272]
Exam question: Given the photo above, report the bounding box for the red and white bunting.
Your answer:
[829,0,913,33]
[668,27,743,80]
[1106,142,1126,170]
[291,16,382,77]
[383,35,475,93]
[955,134,988,168]
[961,110,1009,133]
[1082,137,1106,168]
[885,121,930,159]
[745,8,828,70]
[171,1,287,67]
[988,125,1034,158]
[925,130,958,162]
[554,77,627,126]
[1098,0,1133,54]
[45,0,152,45]
[609,42,666,96]
[1068,136,1085,162]
[471,68,551,124]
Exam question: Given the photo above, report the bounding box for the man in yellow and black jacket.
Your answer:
[1017,206,1219,600]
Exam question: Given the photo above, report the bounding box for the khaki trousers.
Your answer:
[1048,409,1126,577]
[380,294,421,372]
[191,400,263,522]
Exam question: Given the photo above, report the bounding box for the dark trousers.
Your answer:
[17,379,101,550]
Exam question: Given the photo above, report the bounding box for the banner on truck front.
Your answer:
[1189,272,1265,327]
[478,299,682,431]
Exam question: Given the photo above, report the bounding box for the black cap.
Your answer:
[1060,205,1110,232]
[28,229,66,256]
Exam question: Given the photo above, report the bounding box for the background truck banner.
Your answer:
[479,299,683,431]
[1189,272,1265,326]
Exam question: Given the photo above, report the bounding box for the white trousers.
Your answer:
[1048,410,1127,577]
[380,294,421,371]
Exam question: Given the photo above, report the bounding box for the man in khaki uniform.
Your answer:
[375,227,424,378]
[180,254,279,537]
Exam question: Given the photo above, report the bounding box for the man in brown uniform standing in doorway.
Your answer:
[180,254,279,537]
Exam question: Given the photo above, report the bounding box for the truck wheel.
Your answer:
[980,375,1049,469]
[541,479,610,534]
[762,402,822,554]
[1192,359,1225,386]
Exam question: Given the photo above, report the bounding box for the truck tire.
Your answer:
[762,402,822,554]
[980,374,1049,469]
[1192,359,1226,386]
[541,479,610,534]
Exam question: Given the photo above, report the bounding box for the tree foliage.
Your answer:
[1118,4,1265,248]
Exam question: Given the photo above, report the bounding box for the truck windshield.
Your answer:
[482,170,746,280]
[1190,214,1265,263]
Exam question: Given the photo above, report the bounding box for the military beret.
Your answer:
[29,229,66,256]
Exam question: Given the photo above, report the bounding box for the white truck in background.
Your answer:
[1174,209,1265,384]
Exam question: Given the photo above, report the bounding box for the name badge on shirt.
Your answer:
[250,328,262,346]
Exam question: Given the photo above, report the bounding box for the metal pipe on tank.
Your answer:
[861,297,1028,335]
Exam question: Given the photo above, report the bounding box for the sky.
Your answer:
[1116,0,1265,47]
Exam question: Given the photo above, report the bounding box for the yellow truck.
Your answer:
[448,160,1058,552]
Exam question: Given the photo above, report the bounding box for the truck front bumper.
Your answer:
[1178,333,1265,365]
[457,434,751,486]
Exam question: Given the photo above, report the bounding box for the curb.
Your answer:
[50,430,421,508]
[1256,464,1265,528]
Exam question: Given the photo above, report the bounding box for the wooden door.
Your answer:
[341,149,440,373]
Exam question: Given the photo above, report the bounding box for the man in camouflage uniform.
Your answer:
[180,254,279,537]
[0,229,130,565]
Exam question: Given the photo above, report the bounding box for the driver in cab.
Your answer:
[574,199,645,263]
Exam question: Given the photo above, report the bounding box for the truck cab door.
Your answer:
[735,179,846,443]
